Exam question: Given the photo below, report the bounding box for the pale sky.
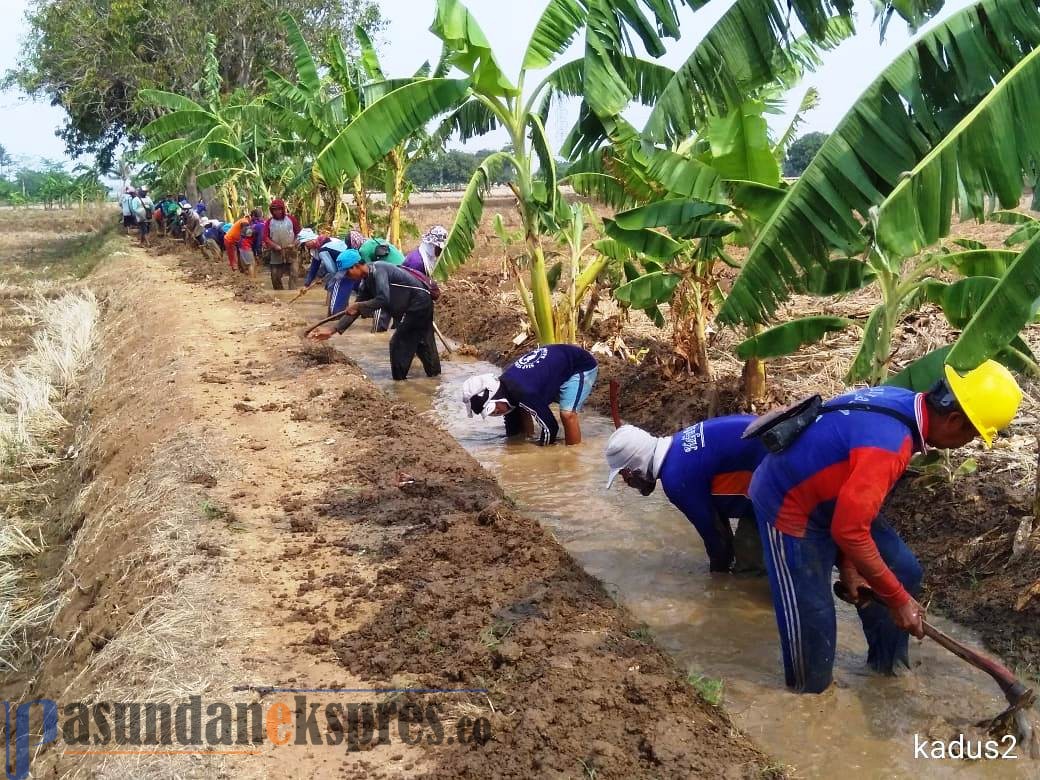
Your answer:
[0,0,977,167]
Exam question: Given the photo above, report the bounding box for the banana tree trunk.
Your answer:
[527,237,557,345]
[742,325,768,403]
[386,148,407,247]
[672,278,711,378]
[353,176,369,235]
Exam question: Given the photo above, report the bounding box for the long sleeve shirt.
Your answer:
[304,239,350,288]
[497,345,597,445]
[750,386,928,607]
[334,262,434,333]
[224,217,250,247]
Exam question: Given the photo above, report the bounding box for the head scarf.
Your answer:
[604,425,672,488]
[270,198,286,211]
[462,374,505,418]
[347,230,366,250]
[296,227,319,245]
[422,225,449,249]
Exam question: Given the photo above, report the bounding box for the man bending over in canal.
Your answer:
[308,255,441,380]
[605,419,767,575]
[749,362,1021,693]
[462,345,598,446]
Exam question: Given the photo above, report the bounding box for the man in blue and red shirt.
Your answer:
[605,419,767,574]
[462,345,599,446]
[751,362,1022,694]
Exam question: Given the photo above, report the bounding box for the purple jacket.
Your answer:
[403,248,426,274]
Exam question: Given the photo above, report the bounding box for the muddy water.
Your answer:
[283,293,1033,778]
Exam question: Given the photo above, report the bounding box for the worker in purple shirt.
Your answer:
[403,225,448,276]
[462,344,599,446]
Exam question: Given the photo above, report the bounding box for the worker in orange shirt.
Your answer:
[223,209,263,272]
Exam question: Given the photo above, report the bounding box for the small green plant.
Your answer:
[627,624,654,644]
[200,499,230,522]
[909,450,978,489]
[578,757,598,779]
[479,621,513,650]
[687,672,724,706]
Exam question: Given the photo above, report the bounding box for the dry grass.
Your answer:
[0,289,99,671]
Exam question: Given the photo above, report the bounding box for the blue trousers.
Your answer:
[757,514,923,693]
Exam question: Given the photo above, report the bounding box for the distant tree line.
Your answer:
[408,149,517,190]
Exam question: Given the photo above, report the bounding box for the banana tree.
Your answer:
[720,0,1040,385]
[354,26,441,246]
[140,34,276,213]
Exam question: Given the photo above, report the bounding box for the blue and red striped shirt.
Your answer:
[750,386,928,606]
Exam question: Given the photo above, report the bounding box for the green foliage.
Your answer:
[735,317,855,360]
[782,131,828,177]
[721,2,1040,329]
[9,0,386,166]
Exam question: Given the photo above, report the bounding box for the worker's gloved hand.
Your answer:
[889,596,926,639]
[309,324,337,342]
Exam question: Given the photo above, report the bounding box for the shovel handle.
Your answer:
[833,582,1027,702]
[609,380,622,430]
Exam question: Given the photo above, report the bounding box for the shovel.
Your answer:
[834,581,1038,754]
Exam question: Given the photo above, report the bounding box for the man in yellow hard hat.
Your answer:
[747,360,1021,693]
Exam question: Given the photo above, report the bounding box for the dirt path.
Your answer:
[15,236,775,778]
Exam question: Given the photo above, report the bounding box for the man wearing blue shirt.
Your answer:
[462,345,599,445]
[605,420,767,574]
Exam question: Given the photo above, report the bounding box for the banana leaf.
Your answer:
[315,79,470,187]
[707,102,781,186]
[522,0,587,71]
[720,3,1040,328]
[798,258,875,295]
[614,199,730,231]
[939,249,1016,278]
[735,316,855,360]
[613,271,682,310]
[432,0,517,97]
[947,231,1040,371]
[603,219,684,260]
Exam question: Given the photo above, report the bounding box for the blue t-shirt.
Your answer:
[498,344,597,445]
[658,416,765,547]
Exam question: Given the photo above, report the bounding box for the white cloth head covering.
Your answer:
[296,227,319,245]
[605,425,673,488]
[462,373,502,418]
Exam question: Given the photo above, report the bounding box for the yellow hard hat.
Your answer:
[943,361,1022,448]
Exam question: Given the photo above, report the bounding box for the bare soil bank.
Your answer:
[4,220,776,777]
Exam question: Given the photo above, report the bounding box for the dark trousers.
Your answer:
[270,262,295,290]
[389,305,440,380]
[756,513,923,693]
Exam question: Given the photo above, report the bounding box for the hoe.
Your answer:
[835,581,1039,757]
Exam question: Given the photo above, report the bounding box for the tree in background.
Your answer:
[7,0,385,168]
[0,146,12,179]
[782,131,828,177]
[407,149,515,190]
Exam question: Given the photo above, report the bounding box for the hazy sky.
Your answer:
[0,0,976,166]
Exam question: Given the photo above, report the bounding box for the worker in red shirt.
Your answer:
[223,211,260,272]
[605,418,767,574]
[750,362,1022,693]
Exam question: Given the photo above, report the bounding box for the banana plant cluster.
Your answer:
[724,0,1040,387]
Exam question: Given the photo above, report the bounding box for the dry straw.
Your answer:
[0,290,99,671]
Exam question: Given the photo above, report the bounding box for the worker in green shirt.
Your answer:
[346,230,406,330]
